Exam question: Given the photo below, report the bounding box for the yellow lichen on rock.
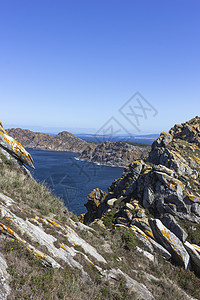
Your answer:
[0,121,34,168]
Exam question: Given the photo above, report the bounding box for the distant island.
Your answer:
[6,128,151,167]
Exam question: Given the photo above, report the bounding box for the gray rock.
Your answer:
[136,246,155,262]
[154,171,174,185]
[191,203,200,217]
[184,242,200,275]
[166,195,188,214]
[149,219,190,269]
[161,215,188,242]
[131,226,171,260]
[103,268,154,300]
[0,253,10,300]
[131,219,151,233]
[0,127,34,168]
[125,202,135,211]
[107,198,118,207]
[176,183,183,200]
[143,186,155,208]
[154,165,174,177]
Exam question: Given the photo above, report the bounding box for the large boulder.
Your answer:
[131,225,171,260]
[83,188,107,224]
[184,242,200,275]
[161,215,188,242]
[149,219,190,269]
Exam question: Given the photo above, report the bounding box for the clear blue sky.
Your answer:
[0,0,200,135]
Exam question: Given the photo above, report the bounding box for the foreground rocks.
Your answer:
[185,242,200,276]
[0,189,160,299]
[149,219,190,269]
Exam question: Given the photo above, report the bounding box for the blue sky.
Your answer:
[0,0,200,135]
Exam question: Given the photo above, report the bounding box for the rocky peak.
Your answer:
[148,116,200,177]
[55,131,87,144]
[169,116,200,144]
[152,116,200,149]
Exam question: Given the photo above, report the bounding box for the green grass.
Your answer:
[102,211,116,228]
[121,228,138,250]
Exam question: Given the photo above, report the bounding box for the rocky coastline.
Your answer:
[6,128,150,167]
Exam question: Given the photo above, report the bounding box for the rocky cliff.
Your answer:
[1,120,200,299]
[78,141,150,167]
[81,116,200,284]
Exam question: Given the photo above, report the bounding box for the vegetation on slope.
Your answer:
[0,155,200,299]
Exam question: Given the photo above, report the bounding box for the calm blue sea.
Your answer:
[28,149,124,216]
[76,135,156,144]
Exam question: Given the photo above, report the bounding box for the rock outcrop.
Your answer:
[0,122,34,169]
[149,219,190,269]
[185,242,200,275]
[81,116,200,276]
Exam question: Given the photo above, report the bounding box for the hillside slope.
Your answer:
[0,120,200,299]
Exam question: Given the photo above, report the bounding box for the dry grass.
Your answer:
[0,157,70,221]
[1,156,200,299]
[1,238,139,300]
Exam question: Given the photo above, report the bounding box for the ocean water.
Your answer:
[76,134,156,144]
[28,149,124,216]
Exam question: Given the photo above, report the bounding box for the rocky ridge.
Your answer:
[79,141,150,167]
[81,116,200,278]
[6,128,88,153]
